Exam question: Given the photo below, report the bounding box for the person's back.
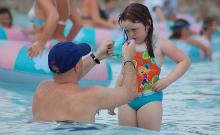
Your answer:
[33,80,99,122]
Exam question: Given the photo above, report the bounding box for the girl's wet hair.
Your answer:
[0,7,13,27]
[118,3,154,58]
[170,19,190,39]
[201,16,217,34]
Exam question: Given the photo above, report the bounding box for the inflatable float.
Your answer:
[64,21,122,49]
[0,26,31,41]
[0,40,112,87]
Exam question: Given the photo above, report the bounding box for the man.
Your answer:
[32,40,137,122]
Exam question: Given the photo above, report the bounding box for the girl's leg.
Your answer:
[118,104,137,127]
[137,102,163,131]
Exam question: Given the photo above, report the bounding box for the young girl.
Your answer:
[109,3,191,131]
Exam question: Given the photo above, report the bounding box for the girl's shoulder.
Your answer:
[154,36,174,49]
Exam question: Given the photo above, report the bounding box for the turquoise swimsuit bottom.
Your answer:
[32,17,45,26]
[128,91,163,111]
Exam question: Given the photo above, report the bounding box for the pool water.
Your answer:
[1,50,220,135]
[1,29,220,134]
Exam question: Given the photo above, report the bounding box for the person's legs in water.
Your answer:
[137,102,163,131]
[119,92,163,130]
[118,104,137,127]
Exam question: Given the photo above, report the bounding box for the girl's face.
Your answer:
[0,13,11,28]
[121,20,148,44]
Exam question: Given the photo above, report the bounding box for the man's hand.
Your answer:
[95,41,114,60]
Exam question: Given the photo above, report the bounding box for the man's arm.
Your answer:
[77,54,97,80]
[91,39,138,109]
[92,61,137,109]
[77,42,114,80]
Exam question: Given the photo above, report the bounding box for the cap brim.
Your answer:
[76,43,91,56]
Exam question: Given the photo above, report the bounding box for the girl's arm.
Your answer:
[152,39,191,91]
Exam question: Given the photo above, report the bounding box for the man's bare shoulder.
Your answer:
[80,85,113,98]
[37,80,52,89]
[79,86,101,95]
[85,85,110,92]
[35,80,53,95]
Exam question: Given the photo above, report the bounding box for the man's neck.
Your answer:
[53,74,78,84]
[54,79,78,85]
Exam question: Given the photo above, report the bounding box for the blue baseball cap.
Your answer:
[48,41,91,74]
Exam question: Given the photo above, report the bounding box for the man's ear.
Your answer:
[74,64,78,72]
[73,67,77,72]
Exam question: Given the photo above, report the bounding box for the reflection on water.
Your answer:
[0,52,220,135]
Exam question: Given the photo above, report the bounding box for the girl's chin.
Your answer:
[135,40,144,44]
[128,38,144,44]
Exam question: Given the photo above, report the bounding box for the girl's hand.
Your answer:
[151,78,171,92]
[28,41,46,58]
[108,108,116,115]
[122,40,136,61]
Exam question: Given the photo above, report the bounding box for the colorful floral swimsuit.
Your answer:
[128,50,163,111]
